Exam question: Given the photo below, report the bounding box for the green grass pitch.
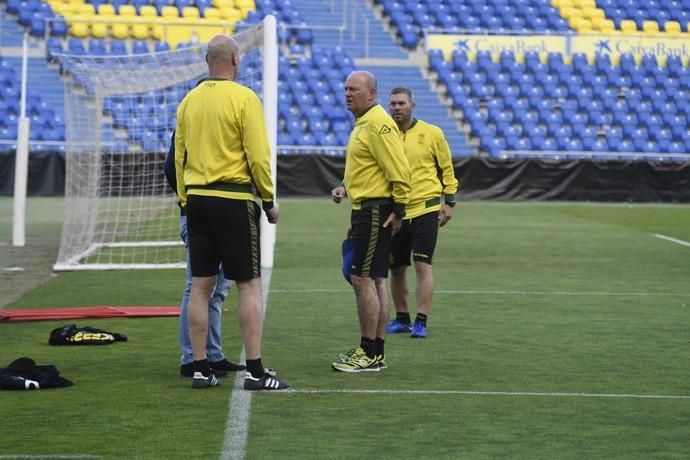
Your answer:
[1,197,689,459]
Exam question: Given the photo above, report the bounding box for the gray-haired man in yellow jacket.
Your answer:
[331,70,411,372]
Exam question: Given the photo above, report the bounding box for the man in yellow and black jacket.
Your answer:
[174,34,288,391]
[385,86,459,339]
[331,71,411,372]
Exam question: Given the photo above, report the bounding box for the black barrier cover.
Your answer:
[0,151,65,196]
[1,151,689,202]
[276,154,690,202]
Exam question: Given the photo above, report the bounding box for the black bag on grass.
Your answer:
[49,324,128,345]
[0,357,73,390]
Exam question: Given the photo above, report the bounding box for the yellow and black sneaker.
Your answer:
[337,346,364,363]
[332,347,380,373]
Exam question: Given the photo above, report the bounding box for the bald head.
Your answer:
[206,35,240,79]
[349,71,377,93]
[344,71,378,116]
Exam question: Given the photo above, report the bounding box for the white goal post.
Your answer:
[53,15,278,271]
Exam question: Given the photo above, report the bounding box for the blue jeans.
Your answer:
[178,215,232,365]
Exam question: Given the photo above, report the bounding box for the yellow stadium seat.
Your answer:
[572,17,592,31]
[235,0,255,17]
[182,6,201,19]
[97,4,115,16]
[620,19,637,34]
[192,21,226,43]
[78,3,95,16]
[590,16,605,30]
[213,0,234,8]
[139,5,157,18]
[161,6,180,18]
[204,7,221,19]
[573,0,595,8]
[61,1,83,18]
[219,7,242,21]
[69,19,89,38]
[51,3,70,17]
[562,7,583,20]
[642,20,660,34]
[150,17,165,40]
[599,19,615,33]
[131,20,150,40]
[90,21,107,38]
[111,20,129,39]
[165,21,193,49]
[582,7,604,20]
[119,4,137,17]
[664,21,682,35]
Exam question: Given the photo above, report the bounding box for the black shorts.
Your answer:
[186,195,261,281]
[390,210,439,268]
[350,202,393,279]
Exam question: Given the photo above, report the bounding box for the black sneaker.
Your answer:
[209,358,246,373]
[243,371,290,391]
[192,371,220,389]
[181,363,228,378]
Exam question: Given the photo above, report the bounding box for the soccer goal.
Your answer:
[53,16,278,271]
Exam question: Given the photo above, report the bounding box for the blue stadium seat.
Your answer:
[132,41,150,54]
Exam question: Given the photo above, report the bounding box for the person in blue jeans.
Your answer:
[165,122,245,377]
[177,214,245,377]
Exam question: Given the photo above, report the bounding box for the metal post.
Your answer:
[12,33,31,247]
[261,14,277,268]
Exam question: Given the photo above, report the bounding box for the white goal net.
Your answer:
[53,16,277,271]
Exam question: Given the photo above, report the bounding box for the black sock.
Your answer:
[415,313,428,326]
[360,337,375,359]
[246,358,264,378]
[375,338,385,357]
[396,312,411,325]
[193,359,210,377]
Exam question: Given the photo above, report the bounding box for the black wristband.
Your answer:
[392,203,406,219]
[262,200,274,211]
[444,194,456,208]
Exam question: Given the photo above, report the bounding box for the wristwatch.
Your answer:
[444,194,456,208]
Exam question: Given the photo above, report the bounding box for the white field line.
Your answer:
[220,269,272,460]
[654,233,690,248]
[269,288,688,297]
[262,388,690,400]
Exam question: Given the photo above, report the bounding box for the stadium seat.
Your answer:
[110,40,128,55]
[664,20,682,34]
[642,20,660,34]
[132,40,149,54]
[620,19,637,33]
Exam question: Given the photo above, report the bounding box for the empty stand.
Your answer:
[430,48,690,160]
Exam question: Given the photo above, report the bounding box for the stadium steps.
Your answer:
[367,65,476,157]
[286,0,406,58]
[2,56,65,120]
[0,8,26,47]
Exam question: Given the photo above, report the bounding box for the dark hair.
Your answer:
[390,87,413,101]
